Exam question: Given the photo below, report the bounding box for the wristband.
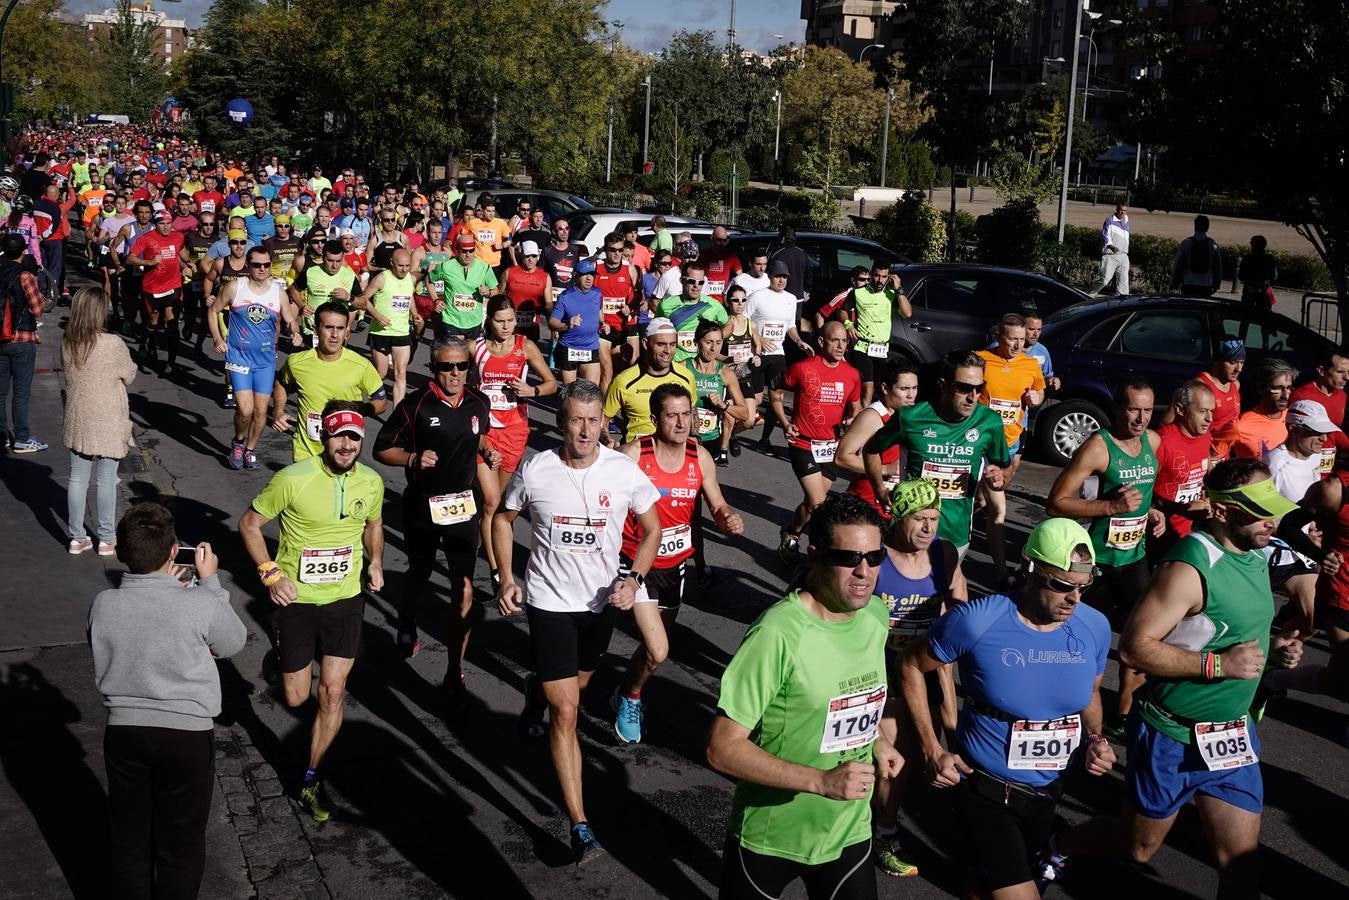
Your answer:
[1087,733,1107,745]
[1202,651,1221,680]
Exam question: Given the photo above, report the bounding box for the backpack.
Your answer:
[0,260,30,342]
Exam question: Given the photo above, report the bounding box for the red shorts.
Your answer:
[414,293,436,321]
[847,476,891,517]
[486,419,529,473]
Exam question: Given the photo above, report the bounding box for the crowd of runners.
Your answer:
[5,126,1349,900]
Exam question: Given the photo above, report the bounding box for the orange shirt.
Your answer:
[469,216,510,267]
[222,167,243,186]
[80,187,109,226]
[1228,409,1287,460]
[976,349,1045,448]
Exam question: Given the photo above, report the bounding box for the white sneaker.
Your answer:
[97,542,117,557]
[68,538,93,555]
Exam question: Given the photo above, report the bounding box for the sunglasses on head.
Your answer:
[820,547,887,568]
[433,360,472,372]
[951,380,986,395]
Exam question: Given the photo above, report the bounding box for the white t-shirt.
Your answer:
[1263,445,1322,503]
[733,272,770,295]
[504,445,660,613]
[652,265,682,301]
[746,287,800,356]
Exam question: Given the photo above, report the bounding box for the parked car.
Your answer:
[562,209,713,255]
[1032,295,1336,466]
[716,232,911,305]
[461,188,591,222]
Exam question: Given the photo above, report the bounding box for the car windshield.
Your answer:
[569,196,592,209]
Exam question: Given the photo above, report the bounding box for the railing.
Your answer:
[1301,292,1341,342]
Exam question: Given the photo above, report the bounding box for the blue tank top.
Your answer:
[875,538,949,652]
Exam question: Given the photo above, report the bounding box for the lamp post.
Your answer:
[773,88,783,192]
[1082,17,1120,121]
[641,75,652,172]
[1055,1,1086,243]
[879,87,893,188]
[859,42,885,63]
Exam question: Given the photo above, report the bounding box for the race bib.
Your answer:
[705,279,725,296]
[865,341,889,359]
[298,545,353,584]
[729,343,752,365]
[476,229,494,244]
[390,294,412,312]
[429,490,476,526]
[921,460,971,500]
[1006,714,1081,771]
[677,332,697,353]
[989,397,1023,426]
[1175,478,1204,504]
[452,293,476,312]
[550,286,564,302]
[696,407,719,436]
[819,685,886,754]
[1194,718,1257,771]
[567,347,592,362]
[483,383,516,412]
[658,524,693,559]
[811,439,838,463]
[199,199,214,212]
[1321,447,1336,475]
[761,322,786,342]
[431,279,445,296]
[1106,514,1147,550]
[550,515,604,554]
[305,411,322,441]
[602,296,624,315]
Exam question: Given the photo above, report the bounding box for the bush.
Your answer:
[735,206,782,232]
[874,191,946,262]
[977,200,1042,269]
[708,149,750,190]
[683,182,724,221]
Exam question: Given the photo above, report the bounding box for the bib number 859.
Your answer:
[560,531,597,547]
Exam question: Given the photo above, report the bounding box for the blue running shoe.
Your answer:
[570,822,605,865]
[611,687,644,744]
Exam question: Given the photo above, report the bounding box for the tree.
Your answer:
[97,0,167,122]
[781,46,884,195]
[650,105,689,202]
[2,0,108,122]
[987,150,1056,205]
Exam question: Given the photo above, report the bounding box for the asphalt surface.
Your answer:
[3,265,1348,899]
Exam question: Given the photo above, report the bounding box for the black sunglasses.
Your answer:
[228,239,247,246]
[433,360,472,372]
[951,380,986,395]
[1043,572,1094,594]
[820,547,887,568]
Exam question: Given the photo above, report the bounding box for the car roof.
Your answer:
[1044,294,1332,343]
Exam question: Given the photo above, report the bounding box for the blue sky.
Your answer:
[66,0,805,52]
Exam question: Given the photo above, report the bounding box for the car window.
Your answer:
[793,240,827,274]
[1078,313,1129,351]
[1001,279,1078,317]
[569,195,592,209]
[1218,314,1324,357]
[837,246,878,272]
[544,198,571,219]
[565,213,596,243]
[1114,313,1209,362]
[921,277,997,315]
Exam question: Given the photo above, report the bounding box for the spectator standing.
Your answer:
[0,232,49,453]
[1096,202,1130,295]
[1238,235,1279,310]
[89,503,246,900]
[1171,214,1223,297]
[63,287,136,555]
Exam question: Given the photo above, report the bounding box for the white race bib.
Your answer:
[989,397,1023,426]
[658,524,693,559]
[677,332,697,353]
[865,341,889,359]
[696,407,719,435]
[921,460,971,500]
[299,545,353,584]
[729,343,752,365]
[705,279,725,296]
[305,411,322,441]
[1175,478,1204,504]
[1106,514,1147,550]
[1006,714,1081,771]
[429,490,476,526]
[810,439,838,463]
[431,279,445,296]
[819,685,886,754]
[483,383,515,412]
[761,322,786,342]
[567,346,592,362]
[550,515,604,554]
[390,294,411,312]
[1321,447,1336,475]
[1194,718,1257,771]
[452,293,476,312]
[602,296,624,315]
[476,229,494,244]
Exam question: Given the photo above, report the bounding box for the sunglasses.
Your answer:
[433,360,472,372]
[951,380,986,395]
[683,278,706,286]
[381,218,395,223]
[820,547,887,568]
[228,240,247,246]
[1043,573,1094,595]
[605,247,623,253]
[310,239,325,245]
[249,262,271,269]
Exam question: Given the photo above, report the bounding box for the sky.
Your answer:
[65,0,806,53]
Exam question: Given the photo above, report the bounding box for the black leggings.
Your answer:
[719,836,876,900]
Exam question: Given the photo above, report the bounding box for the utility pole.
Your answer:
[1056,0,1086,243]
[642,75,652,173]
[489,94,498,173]
[879,87,892,188]
[773,89,783,192]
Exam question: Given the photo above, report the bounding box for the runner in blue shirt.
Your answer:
[548,258,603,386]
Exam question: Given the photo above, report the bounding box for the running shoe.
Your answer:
[728,440,741,458]
[714,451,729,467]
[611,687,644,744]
[299,782,331,823]
[11,437,48,453]
[697,565,721,590]
[397,628,421,659]
[778,532,801,561]
[570,822,605,866]
[873,833,919,877]
[228,439,245,470]
[243,449,259,469]
[223,387,236,409]
[517,675,547,740]
[68,538,93,555]
[1036,845,1068,884]
[443,673,468,714]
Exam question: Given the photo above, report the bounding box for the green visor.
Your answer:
[1207,477,1298,521]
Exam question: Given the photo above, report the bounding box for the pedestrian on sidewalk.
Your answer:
[1096,202,1130,295]
[1238,235,1279,310]
[63,286,136,555]
[90,502,247,900]
[1170,214,1223,298]
[0,232,49,453]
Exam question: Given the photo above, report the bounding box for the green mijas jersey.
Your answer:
[1138,530,1274,744]
[277,348,386,460]
[251,457,384,605]
[872,401,1011,548]
[370,270,415,337]
[658,295,728,363]
[1087,431,1158,568]
[685,359,728,441]
[718,592,888,864]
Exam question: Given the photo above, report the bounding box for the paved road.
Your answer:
[3,277,1348,898]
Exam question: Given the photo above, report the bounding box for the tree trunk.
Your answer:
[949,182,957,261]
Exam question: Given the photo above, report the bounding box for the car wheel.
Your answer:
[1036,399,1108,467]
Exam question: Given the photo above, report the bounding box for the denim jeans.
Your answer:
[0,341,37,442]
[69,452,120,543]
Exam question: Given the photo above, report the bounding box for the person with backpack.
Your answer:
[1171,215,1223,298]
[1238,235,1279,310]
[0,232,50,453]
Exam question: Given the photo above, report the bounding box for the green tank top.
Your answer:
[301,264,354,331]
[1087,431,1158,567]
[852,286,894,344]
[371,271,415,337]
[686,359,727,441]
[1138,530,1274,744]
[419,250,451,296]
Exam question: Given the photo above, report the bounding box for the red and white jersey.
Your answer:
[474,335,529,429]
[621,437,702,568]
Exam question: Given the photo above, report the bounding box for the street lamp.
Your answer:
[1056,1,1086,243]
[641,74,652,173]
[772,88,783,191]
[604,19,622,183]
[879,87,893,188]
[1082,16,1121,121]
[859,43,885,62]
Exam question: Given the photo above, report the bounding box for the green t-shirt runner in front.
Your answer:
[276,348,386,460]
[871,401,1011,548]
[717,591,889,865]
[250,456,384,605]
[1087,430,1158,568]
[430,257,498,329]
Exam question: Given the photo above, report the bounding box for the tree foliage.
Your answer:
[2,0,106,121]
[781,46,885,193]
[97,0,168,122]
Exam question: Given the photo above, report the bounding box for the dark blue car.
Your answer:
[1032,296,1336,466]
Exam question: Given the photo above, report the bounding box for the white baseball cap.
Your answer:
[518,240,540,257]
[1286,399,1338,434]
[645,317,677,337]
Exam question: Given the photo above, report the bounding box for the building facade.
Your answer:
[79,1,189,68]
[801,0,899,59]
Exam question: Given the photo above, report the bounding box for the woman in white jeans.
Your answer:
[63,287,136,555]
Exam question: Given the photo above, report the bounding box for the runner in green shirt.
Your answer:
[657,261,728,364]
[288,238,358,339]
[272,302,388,460]
[356,249,419,406]
[867,350,1010,555]
[709,493,901,895]
[239,400,385,823]
[685,319,748,462]
[846,263,912,406]
[431,232,498,338]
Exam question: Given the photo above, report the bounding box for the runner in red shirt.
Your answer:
[193,174,226,217]
[835,359,919,514]
[771,320,863,557]
[499,240,552,342]
[698,226,743,304]
[1150,379,1216,560]
[593,232,641,368]
[1290,347,1349,472]
[1197,338,1245,457]
[125,210,189,371]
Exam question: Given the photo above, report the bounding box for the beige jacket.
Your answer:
[63,333,136,459]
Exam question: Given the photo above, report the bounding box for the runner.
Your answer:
[203,228,252,407]
[687,319,748,465]
[239,401,385,823]
[467,197,509,273]
[272,302,388,461]
[355,248,420,406]
[288,239,358,346]
[718,286,763,460]
[836,360,920,514]
[411,218,450,347]
[499,239,552,343]
[699,226,744,304]
[976,313,1046,581]
[1226,357,1296,460]
[829,263,911,406]
[179,213,217,355]
[593,232,641,370]
[732,251,770,297]
[1047,379,1163,737]
[124,210,188,372]
[1289,347,1349,470]
[495,380,662,864]
[365,208,406,273]
[708,492,901,900]
[1265,400,1338,502]
[658,261,729,366]
[1048,459,1304,899]
[865,349,1010,559]
[613,383,744,743]
[373,338,497,705]
[1191,338,1246,458]
[475,297,557,589]
[772,321,863,559]
[431,232,498,341]
[207,245,302,469]
[1021,313,1061,391]
[109,200,156,335]
[900,518,1115,899]
[746,260,808,451]
[602,317,696,443]
[549,259,605,387]
[263,215,302,283]
[1151,380,1216,560]
[540,218,584,300]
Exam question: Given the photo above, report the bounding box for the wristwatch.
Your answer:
[629,571,646,588]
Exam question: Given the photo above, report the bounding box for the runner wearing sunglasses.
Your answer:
[656,260,728,366]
